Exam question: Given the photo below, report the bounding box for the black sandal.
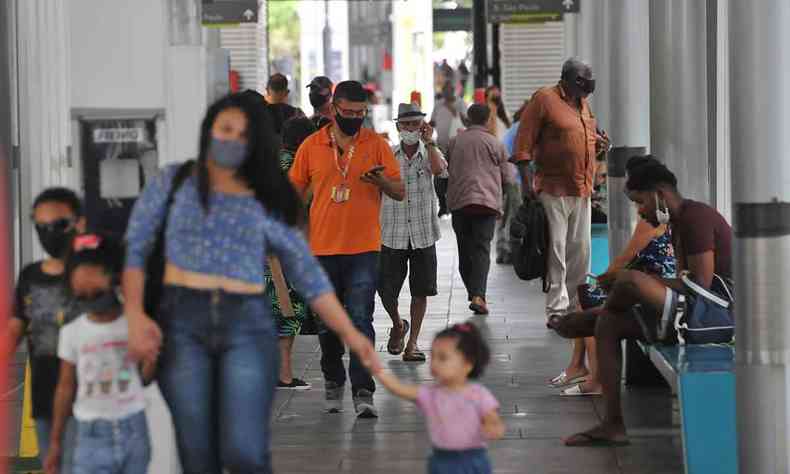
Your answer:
[386,319,410,355]
[403,348,426,362]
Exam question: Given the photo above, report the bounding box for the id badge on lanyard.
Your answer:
[331,132,355,204]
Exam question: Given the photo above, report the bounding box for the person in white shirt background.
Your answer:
[485,86,522,265]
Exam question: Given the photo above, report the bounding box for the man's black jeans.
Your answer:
[451,210,497,301]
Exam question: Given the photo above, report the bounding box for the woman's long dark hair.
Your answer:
[196,93,304,226]
[485,86,511,129]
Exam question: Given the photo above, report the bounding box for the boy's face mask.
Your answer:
[35,218,77,258]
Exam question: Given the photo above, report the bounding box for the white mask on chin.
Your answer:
[655,193,670,225]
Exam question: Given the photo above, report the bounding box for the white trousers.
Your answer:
[538,194,591,315]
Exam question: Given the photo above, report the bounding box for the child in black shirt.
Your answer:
[6,188,84,469]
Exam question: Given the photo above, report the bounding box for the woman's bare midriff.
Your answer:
[164,263,264,294]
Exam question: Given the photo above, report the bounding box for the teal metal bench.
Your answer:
[637,342,737,474]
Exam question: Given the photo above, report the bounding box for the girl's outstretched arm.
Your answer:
[374,369,419,401]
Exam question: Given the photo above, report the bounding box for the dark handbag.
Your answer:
[510,197,550,292]
[674,272,734,345]
[143,161,194,320]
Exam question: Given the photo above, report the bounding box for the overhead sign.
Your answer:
[92,128,145,144]
[488,0,579,23]
[434,8,472,32]
[202,0,258,26]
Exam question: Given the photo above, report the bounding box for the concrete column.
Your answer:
[730,2,790,472]
[563,13,578,59]
[16,0,73,263]
[649,1,710,203]
[604,0,650,260]
[712,0,731,222]
[472,0,488,88]
[577,0,609,133]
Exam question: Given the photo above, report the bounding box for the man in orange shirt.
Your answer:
[514,58,609,321]
[290,81,404,418]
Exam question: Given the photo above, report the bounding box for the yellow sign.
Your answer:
[19,361,39,458]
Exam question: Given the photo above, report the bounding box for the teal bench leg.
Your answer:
[678,372,738,474]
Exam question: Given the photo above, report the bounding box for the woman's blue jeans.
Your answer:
[157,286,279,474]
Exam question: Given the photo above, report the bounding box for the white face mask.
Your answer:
[655,193,670,225]
[399,129,420,146]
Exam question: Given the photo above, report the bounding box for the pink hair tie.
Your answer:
[73,234,101,252]
[455,323,472,333]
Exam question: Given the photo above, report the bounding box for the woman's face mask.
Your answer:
[209,137,248,170]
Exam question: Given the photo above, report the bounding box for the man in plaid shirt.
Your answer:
[379,103,448,362]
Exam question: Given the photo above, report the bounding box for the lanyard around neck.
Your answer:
[330,131,355,181]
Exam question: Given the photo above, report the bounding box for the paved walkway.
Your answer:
[271,221,683,474]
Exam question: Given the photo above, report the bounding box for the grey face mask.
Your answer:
[210,137,248,169]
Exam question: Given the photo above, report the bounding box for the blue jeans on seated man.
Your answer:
[72,411,150,474]
[156,286,279,474]
[316,252,378,395]
[35,416,76,474]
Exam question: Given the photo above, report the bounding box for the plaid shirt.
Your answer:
[381,142,448,250]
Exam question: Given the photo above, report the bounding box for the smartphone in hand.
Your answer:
[365,165,386,176]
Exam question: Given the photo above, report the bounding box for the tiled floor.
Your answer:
[271,220,683,474]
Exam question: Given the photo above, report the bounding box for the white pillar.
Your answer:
[730,1,790,472]
[579,0,609,133]
[604,0,650,259]
[649,1,710,203]
[713,0,731,222]
[16,0,73,263]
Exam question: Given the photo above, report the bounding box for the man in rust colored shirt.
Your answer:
[514,58,608,319]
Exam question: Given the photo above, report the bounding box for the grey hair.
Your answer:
[561,58,592,80]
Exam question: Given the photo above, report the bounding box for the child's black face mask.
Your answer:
[35,218,76,258]
[75,290,121,315]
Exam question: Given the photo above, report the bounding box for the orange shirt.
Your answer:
[514,83,598,197]
[289,126,401,256]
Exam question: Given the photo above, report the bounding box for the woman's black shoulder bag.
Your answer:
[143,161,194,321]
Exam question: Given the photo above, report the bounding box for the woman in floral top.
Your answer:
[264,116,317,390]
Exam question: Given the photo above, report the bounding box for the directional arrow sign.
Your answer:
[202,0,258,26]
[487,0,580,23]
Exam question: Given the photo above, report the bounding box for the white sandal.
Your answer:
[548,371,588,388]
[560,383,602,397]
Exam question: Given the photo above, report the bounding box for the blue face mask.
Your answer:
[210,137,248,169]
